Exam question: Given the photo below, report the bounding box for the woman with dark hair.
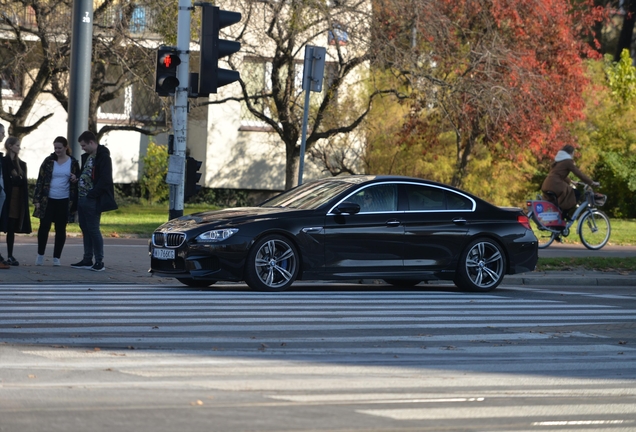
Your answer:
[0,136,31,266]
[33,136,80,266]
[541,145,599,214]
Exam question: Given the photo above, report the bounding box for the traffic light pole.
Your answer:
[168,0,192,220]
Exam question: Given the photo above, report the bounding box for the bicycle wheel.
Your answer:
[528,213,556,249]
[578,210,611,250]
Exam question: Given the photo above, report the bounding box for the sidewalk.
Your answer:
[0,236,175,285]
[0,235,634,287]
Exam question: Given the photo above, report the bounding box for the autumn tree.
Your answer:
[572,50,636,217]
[369,0,604,191]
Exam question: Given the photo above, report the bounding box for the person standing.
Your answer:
[71,131,117,272]
[33,137,81,266]
[0,125,10,270]
[0,136,32,266]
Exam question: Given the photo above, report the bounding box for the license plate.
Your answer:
[153,248,175,260]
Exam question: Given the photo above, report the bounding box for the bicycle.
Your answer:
[526,182,611,250]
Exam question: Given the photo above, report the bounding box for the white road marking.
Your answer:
[357,404,636,420]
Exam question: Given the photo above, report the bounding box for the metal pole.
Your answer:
[297,87,311,186]
[168,0,192,220]
[67,0,94,157]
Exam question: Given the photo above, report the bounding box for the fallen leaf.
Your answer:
[28,374,36,379]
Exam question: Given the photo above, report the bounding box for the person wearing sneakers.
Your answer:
[0,124,10,270]
[71,131,117,272]
[0,136,32,266]
[33,137,80,266]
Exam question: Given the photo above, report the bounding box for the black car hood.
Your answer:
[157,207,301,232]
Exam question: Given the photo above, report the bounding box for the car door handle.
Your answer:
[453,218,467,225]
[386,220,401,227]
[301,227,323,233]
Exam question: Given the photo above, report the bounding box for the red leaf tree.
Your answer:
[372,0,605,187]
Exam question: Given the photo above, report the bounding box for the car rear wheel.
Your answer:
[176,278,216,288]
[244,235,299,292]
[454,238,505,292]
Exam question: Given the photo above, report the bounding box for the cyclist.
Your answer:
[541,145,599,219]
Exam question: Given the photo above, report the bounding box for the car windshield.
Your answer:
[261,178,361,210]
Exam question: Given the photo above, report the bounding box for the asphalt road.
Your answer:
[0,282,635,431]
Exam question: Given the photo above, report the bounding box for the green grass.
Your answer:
[554,218,636,246]
[30,203,217,238]
[537,257,636,272]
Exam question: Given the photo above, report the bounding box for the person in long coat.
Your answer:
[0,136,32,266]
[541,145,598,213]
[0,125,10,269]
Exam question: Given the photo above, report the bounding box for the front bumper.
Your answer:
[149,235,250,282]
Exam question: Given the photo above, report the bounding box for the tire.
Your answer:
[176,278,216,288]
[454,238,506,292]
[528,212,556,249]
[578,210,611,250]
[384,279,421,287]
[244,235,299,292]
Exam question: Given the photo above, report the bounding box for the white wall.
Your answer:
[1,95,145,183]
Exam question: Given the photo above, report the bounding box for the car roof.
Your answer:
[315,174,470,194]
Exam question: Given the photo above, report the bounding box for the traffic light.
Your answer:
[185,156,202,200]
[155,46,181,96]
[198,5,241,96]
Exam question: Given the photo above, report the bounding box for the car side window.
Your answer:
[350,184,398,213]
[406,185,445,210]
[446,191,472,210]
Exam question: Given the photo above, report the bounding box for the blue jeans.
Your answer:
[78,197,103,263]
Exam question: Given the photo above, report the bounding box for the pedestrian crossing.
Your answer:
[1,284,635,430]
[0,284,634,350]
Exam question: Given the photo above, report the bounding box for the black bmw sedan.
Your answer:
[150,175,538,292]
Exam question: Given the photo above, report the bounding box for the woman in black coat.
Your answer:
[0,136,32,266]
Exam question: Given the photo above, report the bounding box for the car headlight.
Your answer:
[196,228,239,242]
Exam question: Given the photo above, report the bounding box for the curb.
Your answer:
[503,274,636,287]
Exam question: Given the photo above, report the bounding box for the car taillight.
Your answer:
[517,215,531,230]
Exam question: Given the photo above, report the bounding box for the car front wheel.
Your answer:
[454,238,506,292]
[244,235,299,292]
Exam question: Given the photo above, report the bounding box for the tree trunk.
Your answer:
[615,0,636,61]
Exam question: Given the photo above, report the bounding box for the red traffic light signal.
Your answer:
[198,5,241,96]
[155,46,181,96]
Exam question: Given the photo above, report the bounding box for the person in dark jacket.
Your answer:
[0,136,32,266]
[0,125,10,269]
[70,131,118,272]
[33,137,81,266]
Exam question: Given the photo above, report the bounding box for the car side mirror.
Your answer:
[333,201,361,215]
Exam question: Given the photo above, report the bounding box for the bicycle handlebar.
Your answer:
[573,181,600,190]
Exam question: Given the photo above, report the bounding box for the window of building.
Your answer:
[240,59,272,129]
[98,65,164,124]
[1,69,22,99]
